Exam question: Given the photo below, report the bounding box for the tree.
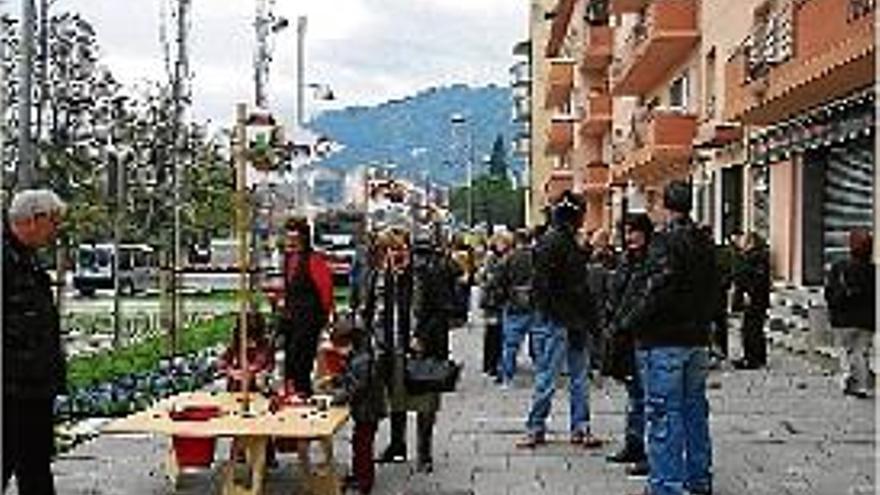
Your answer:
[487,134,508,178]
[450,172,524,229]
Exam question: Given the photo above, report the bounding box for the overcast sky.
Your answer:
[7,0,529,130]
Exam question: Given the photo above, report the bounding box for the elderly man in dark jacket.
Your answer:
[618,181,719,495]
[517,191,600,449]
[3,189,67,495]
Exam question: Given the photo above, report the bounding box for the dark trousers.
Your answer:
[387,411,435,463]
[284,327,320,396]
[352,421,377,493]
[741,307,768,366]
[712,309,728,358]
[3,396,57,495]
[483,319,502,376]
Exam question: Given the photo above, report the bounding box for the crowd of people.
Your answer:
[2,184,875,495]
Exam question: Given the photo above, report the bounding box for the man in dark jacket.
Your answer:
[494,229,535,386]
[825,228,876,398]
[3,189,67,495]
[604,212,653,477]
[618,181,718,495]
[517,191,601,448]
[731,232,770,370]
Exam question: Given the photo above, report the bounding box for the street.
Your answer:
[29,311,876,495]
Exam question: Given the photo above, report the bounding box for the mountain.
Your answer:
[310,84,522,186]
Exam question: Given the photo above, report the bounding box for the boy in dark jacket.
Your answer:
[326,313,387,494]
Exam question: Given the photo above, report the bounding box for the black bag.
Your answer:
[404,358,462,395]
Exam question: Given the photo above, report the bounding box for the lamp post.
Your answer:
[450,113,474,227]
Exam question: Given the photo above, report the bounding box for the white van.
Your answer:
[73,244,157,296]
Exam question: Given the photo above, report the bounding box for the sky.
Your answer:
[6,0,529,131]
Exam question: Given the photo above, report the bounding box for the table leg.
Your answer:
[306,437,340,495]
[221,436,268,495]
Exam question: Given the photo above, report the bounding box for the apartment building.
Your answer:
[511,40,533,224]
[528,0,876,287]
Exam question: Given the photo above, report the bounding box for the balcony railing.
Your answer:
[619,107,697,177]
[546,59,575,109]
[581,93,612,136]
[611,0,699,96]
[510,61,531,87]
[583,24,613,69]
[547,116,575,155]
[724,0,875,124]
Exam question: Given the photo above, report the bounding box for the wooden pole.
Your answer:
[234,102,252,413]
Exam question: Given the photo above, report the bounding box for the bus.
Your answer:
[73,244,157,296]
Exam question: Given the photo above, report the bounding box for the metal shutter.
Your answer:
[823,136,874,267]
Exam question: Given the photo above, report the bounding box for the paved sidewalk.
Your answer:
[13,315,876,495]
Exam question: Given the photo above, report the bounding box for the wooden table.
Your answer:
[103,391,350,495]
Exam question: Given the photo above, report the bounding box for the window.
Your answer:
[669,73,689,111]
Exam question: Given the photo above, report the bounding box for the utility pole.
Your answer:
[294,15,307,212]
[17,0,35,189]
[169,0,189,352]
[35,0,47,144]
[253,0,268,108]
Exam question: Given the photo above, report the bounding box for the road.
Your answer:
[20,310,875,495]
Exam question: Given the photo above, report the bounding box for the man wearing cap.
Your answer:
[618,181,719,495]
[3,189,67,494]
[518,190,601,449]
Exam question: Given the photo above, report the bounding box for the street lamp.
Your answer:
[450,113,474,227]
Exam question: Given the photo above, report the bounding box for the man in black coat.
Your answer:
[731,232,771,370]
[3,189,67,495]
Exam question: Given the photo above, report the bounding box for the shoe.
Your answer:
[416,458,434,474]
[515,432,546,449]
[606,448,645,464]
[843,388,870,399]
[625,460,649,477]
[581,433,604,449]
[376,445,407,463]
[731,358,761,370]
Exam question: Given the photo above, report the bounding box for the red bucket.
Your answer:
[170,405,221,468]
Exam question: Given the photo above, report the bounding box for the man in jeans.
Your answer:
[618,181,718,495]
[492,229,535,387]
[517,191,601,448]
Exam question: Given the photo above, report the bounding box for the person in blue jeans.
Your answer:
[617,181,719,495]
[605,212,654,477]
[491,229,537,386]
[516,191,601,448]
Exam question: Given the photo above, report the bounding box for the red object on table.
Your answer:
[170,405,221,467]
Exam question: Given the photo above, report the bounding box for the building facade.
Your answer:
[526,0,876,286]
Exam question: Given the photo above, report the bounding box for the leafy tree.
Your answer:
[450,173,524,229]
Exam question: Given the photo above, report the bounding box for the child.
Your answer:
[326,313,387,495]
[219,312,276,394]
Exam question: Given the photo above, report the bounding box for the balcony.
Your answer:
[583,25,613,70]
[512,96,531,123]
[547,115,575,155]
[693,121,743,149]
[546,59,575,109]
[584,163,610,193]
[619,108,697,184]
[514,136,531,157]
[510,60,531,87]
[581,92,612,137]
[724,0,875,124]
[544,169,574,201]
[611,0,700,96]
[609,0,647,15]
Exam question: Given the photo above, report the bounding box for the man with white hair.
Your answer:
[3,188,67,494]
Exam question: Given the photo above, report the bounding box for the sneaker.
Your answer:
[606,448,646,464]
[416,458,434,474]
[843,388,870,399]
[515,432,546,449]
[625,460,649,477]
[581,433,604,449]
[376,445,407,464]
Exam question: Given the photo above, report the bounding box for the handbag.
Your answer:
[404,357,462,395]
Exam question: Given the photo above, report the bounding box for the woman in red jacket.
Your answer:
[279,217,335,397]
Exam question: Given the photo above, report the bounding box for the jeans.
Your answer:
[637,347,712,495]
[352,421,377,493]
[624,367,646,457]
[500,308,534,383]
[526,315,591,435]
[839,327,876,393]
[741,307,767,367]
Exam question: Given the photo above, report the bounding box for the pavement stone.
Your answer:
[7,309,876,494]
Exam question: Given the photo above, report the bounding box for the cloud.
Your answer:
[30,0,527,127]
